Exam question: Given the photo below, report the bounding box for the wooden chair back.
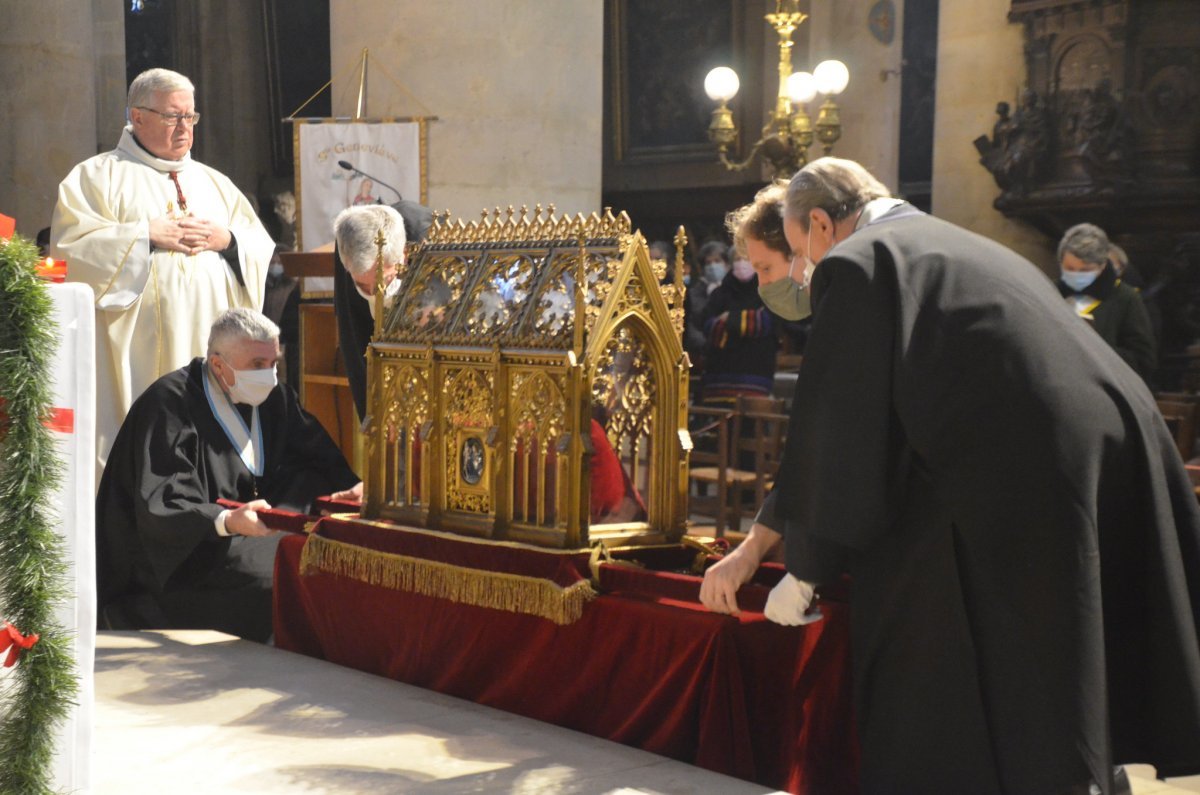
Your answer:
[1154,391,1200,403]
[734,394,785,417]
[732,395,789,509]
[686,405,735,535]
[1155,397,1197,460]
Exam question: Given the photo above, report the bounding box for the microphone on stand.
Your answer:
[338,160,405,204]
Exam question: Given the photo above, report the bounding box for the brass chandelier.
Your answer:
[704,0,849,180]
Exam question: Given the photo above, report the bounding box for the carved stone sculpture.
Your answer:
[977,89,1050,195]
[1072,79,1131,184]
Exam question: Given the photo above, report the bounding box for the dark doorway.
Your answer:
[897,0,939,212]
[125,0,177,83]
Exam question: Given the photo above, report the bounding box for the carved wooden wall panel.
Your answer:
[976,0,1200,381]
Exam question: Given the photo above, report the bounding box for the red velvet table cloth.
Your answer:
[274,526,858,794]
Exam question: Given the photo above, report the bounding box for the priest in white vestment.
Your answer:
[51,68,274,476]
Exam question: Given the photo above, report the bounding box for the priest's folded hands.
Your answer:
[148,214,232,256]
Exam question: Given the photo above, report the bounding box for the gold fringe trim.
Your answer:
[299,534,597,625]
[328,513,589,555]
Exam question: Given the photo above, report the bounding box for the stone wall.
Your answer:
[806,0,905,192]
[0,0,274,241]
[932,0,1057,272]
[0,0,124,239]
[330,0,603,220]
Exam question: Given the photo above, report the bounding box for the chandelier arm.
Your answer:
[706,1,843,172]
[716,139,767,173]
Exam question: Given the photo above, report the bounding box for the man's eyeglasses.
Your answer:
[135,107,201,127]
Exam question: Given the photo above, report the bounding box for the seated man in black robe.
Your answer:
[96,307,360,642]
[701,158,1200,793]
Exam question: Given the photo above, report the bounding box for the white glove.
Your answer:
[764,573,823,626]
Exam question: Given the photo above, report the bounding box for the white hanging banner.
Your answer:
[295,120,426,250]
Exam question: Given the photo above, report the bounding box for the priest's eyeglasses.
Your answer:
[136,107,201,127]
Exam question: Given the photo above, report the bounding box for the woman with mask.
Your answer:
[682,241,727,373]
[698,240,731,293]
[1057,222,1156,384]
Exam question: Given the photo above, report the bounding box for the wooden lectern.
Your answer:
[277,251,360,469]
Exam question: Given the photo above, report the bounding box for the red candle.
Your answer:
[36,257,67,283]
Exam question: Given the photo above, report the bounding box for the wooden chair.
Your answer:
[687,396,791,536]
[1184,463,1200,488]
[734,394,786,421]
[686,405,735,535]
[1155,397,1198,460]
[729,395,789,526]
[1154,391,1200,402]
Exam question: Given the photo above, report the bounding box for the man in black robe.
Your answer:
[96,308,360,642]
[701,158,1200,792]
[333,200,430,419]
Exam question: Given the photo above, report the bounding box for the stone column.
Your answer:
[173,0,274,203]
[0,0,124,239]
[805,0,904,190]
[932,0,1055,272]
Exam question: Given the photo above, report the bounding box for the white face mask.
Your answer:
[356,276,402,320]
[1060,269,1100,293]
[220,356,278,406]
[703,261,728,285]
[802,259,816,288]
[801,223,818,286]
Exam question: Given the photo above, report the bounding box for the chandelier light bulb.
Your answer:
[786,71,818,105]
[704,66,741,102]
[813,60,850,95]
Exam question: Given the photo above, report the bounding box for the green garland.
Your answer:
[0,234,76,795]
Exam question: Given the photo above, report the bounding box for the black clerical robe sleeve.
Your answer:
[755,488,849,583]
[773,249,907,579]
[270,384,362,506]
[129,395,230,592]
[286,401,357,489]
[333,247,374,420]
[219,235,243,286]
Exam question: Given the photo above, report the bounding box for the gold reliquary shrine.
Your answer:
[360,206,691,549]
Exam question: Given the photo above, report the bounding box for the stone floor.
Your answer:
[94,630,1200,795]
[1134,770,1200,795]
[94,630,780,794]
